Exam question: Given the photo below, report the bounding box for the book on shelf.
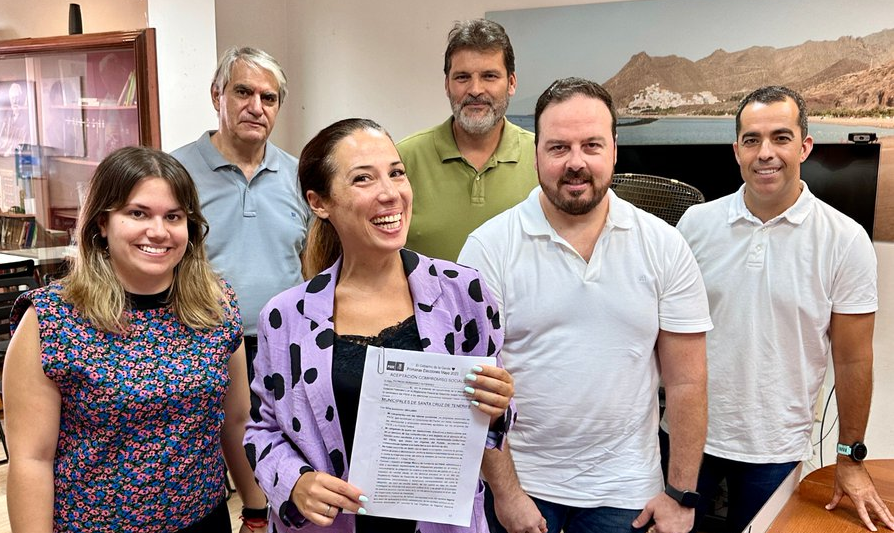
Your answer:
[23,218,37,248]
[117,70,137,106]
[0,213,41,249]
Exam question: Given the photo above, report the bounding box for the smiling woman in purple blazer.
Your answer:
[244,118,514,533]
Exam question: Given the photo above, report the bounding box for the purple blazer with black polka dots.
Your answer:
[245,249,511,532]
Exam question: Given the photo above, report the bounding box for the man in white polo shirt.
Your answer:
[459,77,712,533]
[672,85,894,533]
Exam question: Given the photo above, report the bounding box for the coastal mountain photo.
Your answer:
[490,0,894,240]
[492,0,894,124]
[604,28,894,116]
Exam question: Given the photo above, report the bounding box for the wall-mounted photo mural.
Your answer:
[489,0,894,240]
[489,0,894,145]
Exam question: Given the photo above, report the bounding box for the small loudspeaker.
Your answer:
[69,4,83,35]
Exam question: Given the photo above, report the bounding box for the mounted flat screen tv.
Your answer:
[615,143,880,238]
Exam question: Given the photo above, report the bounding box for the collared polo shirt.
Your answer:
[397,117,537,261]
[676,182,877,462]
[171,131,311,335]
[459,187,712,508]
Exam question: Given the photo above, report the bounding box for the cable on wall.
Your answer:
[816,384,837,468]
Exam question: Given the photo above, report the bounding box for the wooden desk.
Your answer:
[767,460,894,532]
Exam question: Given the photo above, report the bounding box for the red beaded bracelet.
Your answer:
[239,516,269,532]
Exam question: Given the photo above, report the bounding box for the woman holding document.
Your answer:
[245,118,514,532]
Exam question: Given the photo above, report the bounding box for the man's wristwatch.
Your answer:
[837,441,868,462]
[665,483,700,508]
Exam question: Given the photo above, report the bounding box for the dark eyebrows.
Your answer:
[740,128,795,140]
[231,83,277,98]
[125,201,185,214]
[453,69,503,78]
[348,161,404,172]
[545,135,606,145]
[542,139,566,147]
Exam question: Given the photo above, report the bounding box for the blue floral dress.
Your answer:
[11,282,242,532]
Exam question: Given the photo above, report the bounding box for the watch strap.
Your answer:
[837,441,867,462]
[665,483,700,508]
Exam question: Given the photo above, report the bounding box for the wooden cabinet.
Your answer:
[0,29,160,250]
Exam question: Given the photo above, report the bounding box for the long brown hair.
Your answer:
[62,146,227,332]
[298,118,390,278]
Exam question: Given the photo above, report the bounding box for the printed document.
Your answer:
[347,346,492,526]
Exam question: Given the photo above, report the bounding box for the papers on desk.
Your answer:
[347,346,492,526]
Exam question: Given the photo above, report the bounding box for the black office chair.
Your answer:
[0,258,36,280]
[0,275,40,464]
[611,173,705,226]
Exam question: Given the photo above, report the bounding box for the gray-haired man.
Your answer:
[172,46,311,357]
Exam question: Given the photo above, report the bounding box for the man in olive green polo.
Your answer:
[397,19,537,262]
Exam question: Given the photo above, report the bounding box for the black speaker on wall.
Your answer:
[69,4,83,35]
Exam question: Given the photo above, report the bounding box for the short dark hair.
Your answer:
[443,19,515,77]
[534,77,617,146]
[735,85,808,138]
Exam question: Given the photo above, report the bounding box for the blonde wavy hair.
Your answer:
[61,146,228,332]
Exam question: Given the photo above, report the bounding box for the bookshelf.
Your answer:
[0,212,39,249]
[0,29,160,251]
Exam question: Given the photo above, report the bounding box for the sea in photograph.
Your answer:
[507,115,894,145]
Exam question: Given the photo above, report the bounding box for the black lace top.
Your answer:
[333,315,421,533]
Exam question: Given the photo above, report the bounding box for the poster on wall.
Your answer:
[40,77,87,158]
[488,0,894,145]
[0,80,38,158]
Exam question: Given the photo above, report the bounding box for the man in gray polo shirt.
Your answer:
[172,46,310,356]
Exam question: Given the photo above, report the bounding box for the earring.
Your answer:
[92,233,109,258]
[91,233,107,249]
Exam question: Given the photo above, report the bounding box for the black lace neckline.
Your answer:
[335,315,417,346]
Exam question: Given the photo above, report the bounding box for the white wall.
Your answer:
[214,0,292,148]
[215,0,618,153]
[867,243,894,461]
[147,0,218,151]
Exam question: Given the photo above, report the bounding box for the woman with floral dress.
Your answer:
[3,146,267,532]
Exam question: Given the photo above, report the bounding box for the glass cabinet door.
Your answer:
[0,29,159,252]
